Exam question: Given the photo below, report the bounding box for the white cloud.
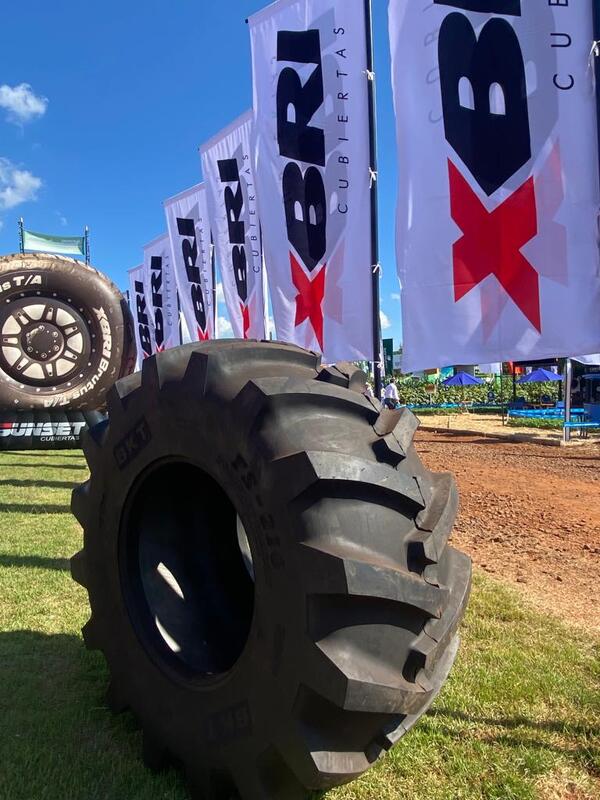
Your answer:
[380,311,391,331]
[0,158,42,209]
[216,281,225,305]
[391,292,401,301]
[0,83,48,125]
[56,211,68,227]
[217,316,234,337]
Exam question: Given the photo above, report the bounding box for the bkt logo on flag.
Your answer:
[389,0,600,372]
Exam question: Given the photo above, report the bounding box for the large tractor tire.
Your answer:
[0,253,135,411]
[71,341,471,799]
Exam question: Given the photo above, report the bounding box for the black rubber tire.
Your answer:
[0,253,135,411]
[71,341,471,800]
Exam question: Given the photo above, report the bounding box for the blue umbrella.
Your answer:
[442,371,484,387]
[517,368,562,384]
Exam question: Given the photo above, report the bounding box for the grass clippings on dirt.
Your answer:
[0,449,598,800]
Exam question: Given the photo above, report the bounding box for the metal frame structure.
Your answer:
[18,218,90,264]
[18,218,25,254]
[564,1,600,440]
[364,0,383,399]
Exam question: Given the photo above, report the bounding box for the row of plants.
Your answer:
[506,417,563,430]
[383,377,561,407]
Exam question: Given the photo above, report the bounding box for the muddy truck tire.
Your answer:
[71,341,471,800]
[0,253,135,411]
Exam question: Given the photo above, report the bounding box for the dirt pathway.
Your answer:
[415,431,600,631]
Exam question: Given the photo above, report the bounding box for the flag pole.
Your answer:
[211,234,217,338]
[364,0,383,400]
[177,291,183,345]
[260,223,270,341]
[592,1,600,171]
[18,218,24,254]
[500,365,506,426]
[84,226,90,264]
[564,357,573,442]
[582,1,600,437]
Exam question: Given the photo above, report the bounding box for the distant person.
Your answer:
[384,378,399,409]
[363,383,375,399]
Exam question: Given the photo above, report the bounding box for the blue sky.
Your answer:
[0,0,402,346]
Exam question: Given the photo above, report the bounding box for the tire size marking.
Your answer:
[114,418,151,469]
[0,274,42,294]
[230,454,285,571]
[205,701,252,744]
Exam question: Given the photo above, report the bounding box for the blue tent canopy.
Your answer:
[442,372,483,387]
[517,368,562,384]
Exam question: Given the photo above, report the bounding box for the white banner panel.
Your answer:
[478,363,501,375]
[128,265,153,372]
[249,0,374,361]
[201,111,267,340]
[390,1,600,372]
[142,234,180,354]
[574,354,600,366]
[164,183,214,342]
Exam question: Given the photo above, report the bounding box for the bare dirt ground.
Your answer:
[415,430,600,631]
[419,412,598,445]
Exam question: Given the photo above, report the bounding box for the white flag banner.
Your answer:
[249,0,374,361]
[390,1,600,372]
[164,183,214,342]
[201,111,267,340]
[574,354,600,366]
[478,363,502,376]
[142,234,180,354]
[128,265,153,372]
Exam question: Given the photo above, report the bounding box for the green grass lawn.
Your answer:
[0,450,598,800]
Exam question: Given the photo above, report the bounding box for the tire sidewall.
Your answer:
[0,255,131,410]
[84,388,307,764]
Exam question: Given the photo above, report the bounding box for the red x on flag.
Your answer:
[290,253,326,350]
[449,160,541,332]
[240,303,251,339]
